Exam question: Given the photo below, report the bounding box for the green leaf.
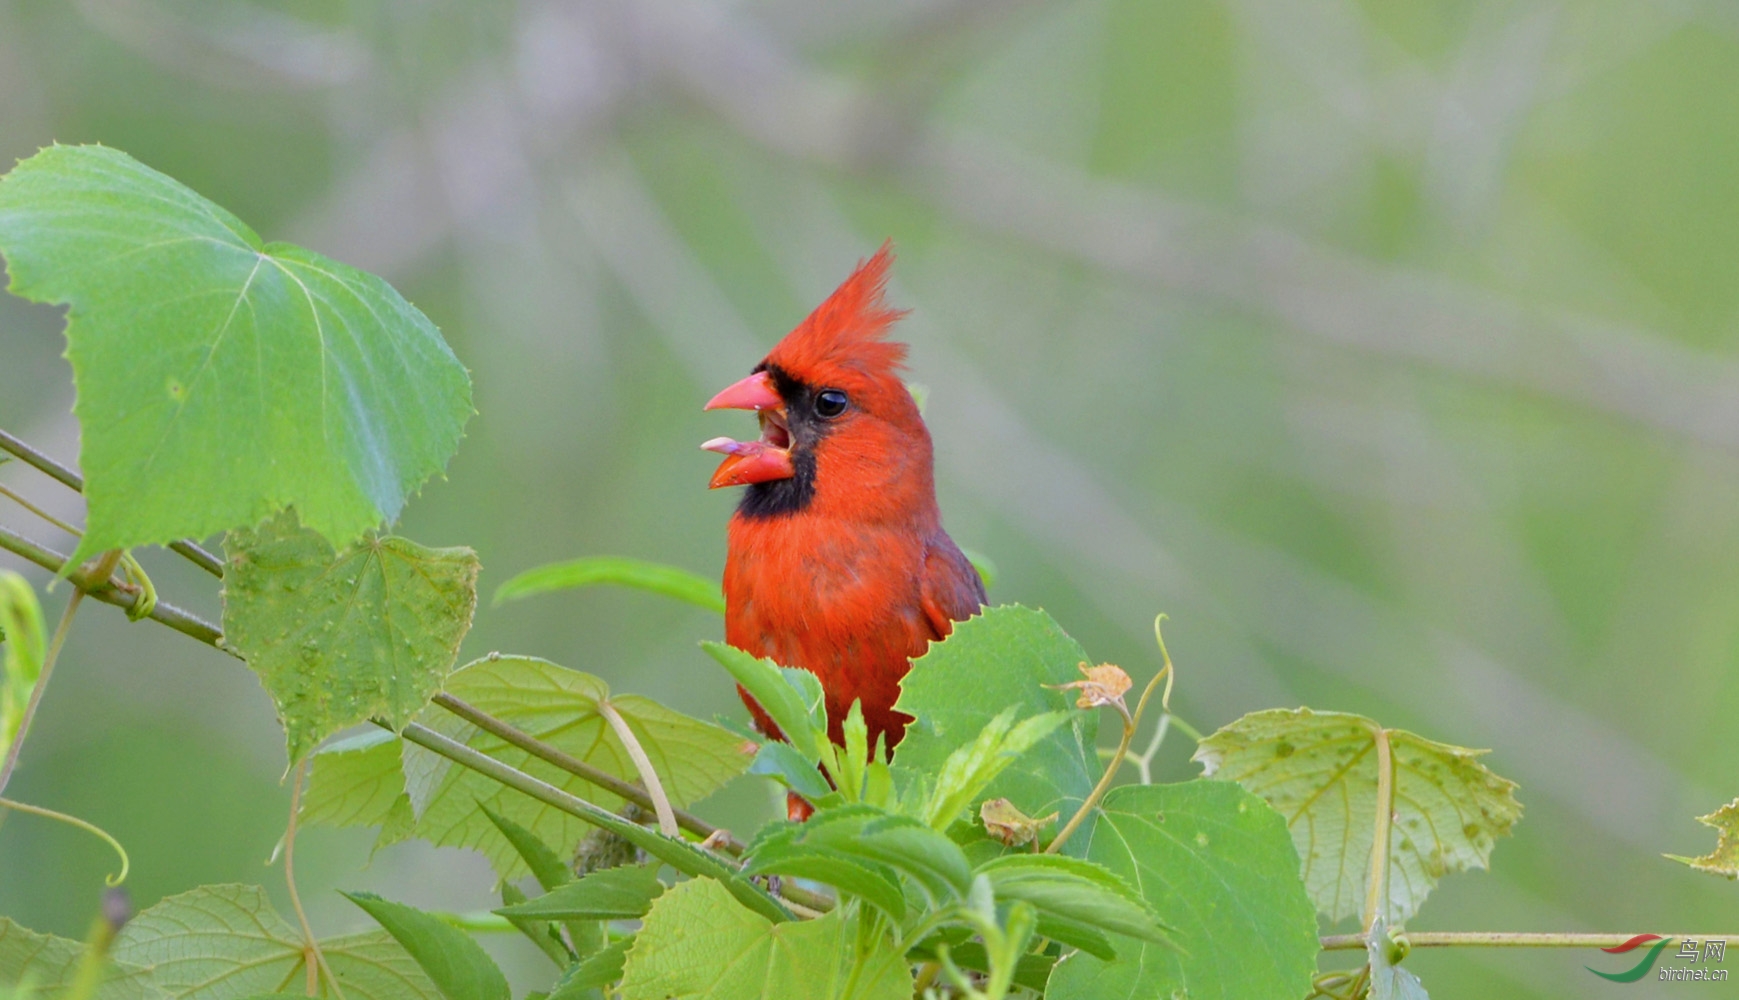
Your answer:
[499,882,573,968]
[481,805,573,892]
[619,878,913,1000]
[494,557,724,613]
[700,642,826,765]
[742,842,907,920]
[497,865,666,921]
[111,884,441,999]
[975,854,1168,947]
[0,145,472,563]
[1665,798,1739,879]
[0,572,45,763]
[1043,782,1319,1000]
[765,805,972,903]
[482,807,608,962]
[894,606,1099,852]
[299,728,412,855]
[300,729,405,828]
[399,654,752,879]
[922,708,1072,830]
[343,892,509,1000]
[548,938,633,998]
[1193,707,1523,924]
[748,741,834,800]
[0,917,165,1000]
[222,509,478,763]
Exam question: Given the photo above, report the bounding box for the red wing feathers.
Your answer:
[919,531,987,643]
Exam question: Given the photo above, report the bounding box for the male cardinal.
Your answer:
[702,244,985,768]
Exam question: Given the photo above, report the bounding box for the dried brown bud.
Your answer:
[1046,662,1132,710]
[980,797,1058,848]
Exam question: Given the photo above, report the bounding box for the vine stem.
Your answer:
[1046,615,1178,855]
[0,527,224,648]
[0,550,121,796]
[0,527,749,858]
[390,718,834,915]
[0,482,83,538]
[597,699,678,837]
[433,693,740,853]
[1362,726,1395,934]
[285,759,345,999]
[1320,931,1739,950]
[0,537,754,859]
[0,429,223,578]
[0,796,129,884]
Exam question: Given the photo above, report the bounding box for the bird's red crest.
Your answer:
[765,243,909,387]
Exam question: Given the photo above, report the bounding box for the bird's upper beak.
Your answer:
[701,370,796,489]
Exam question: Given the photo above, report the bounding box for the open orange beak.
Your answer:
[701,371,796,488]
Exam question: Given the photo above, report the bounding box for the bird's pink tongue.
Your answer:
[702,437,795,488]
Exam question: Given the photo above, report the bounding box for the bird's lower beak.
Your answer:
[702,371,796,488]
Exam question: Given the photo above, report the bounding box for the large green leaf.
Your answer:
[619,878,912,1000]
[0,572,45,763]
[893,606,1099,852]
[1193,708,1523,924]
[0,145,471,563]
[1044,781,1319,1000]
[399,654,753,879]
[343,892,509,1000]
[110,884,441,999]
[494,557,724,613]
[223,510,478,763]
[300,729,407,829]
[0,918,166,1000]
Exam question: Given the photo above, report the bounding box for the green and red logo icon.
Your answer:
[1588,935,1673,982]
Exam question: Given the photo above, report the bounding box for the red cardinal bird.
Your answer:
[702,244,985,767]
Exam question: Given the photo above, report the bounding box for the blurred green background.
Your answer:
[2,0,1737,996]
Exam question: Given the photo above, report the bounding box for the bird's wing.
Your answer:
[919,531,988,641]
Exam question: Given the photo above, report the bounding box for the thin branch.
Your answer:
[1048,665,1171,856]
[1321,931,1739,950]
[597,699,678,837]
[0,482,82,537]
[432,692,738,853]
[0,796,130,885]
[0,526,227,651]
[1133,713,1170,785]
[391,718,832,914]
[0,428,225,577]
[284,760,344,999]
[1049,615,1183,851]
[0,429,82,492]
[1362,726,1395,935]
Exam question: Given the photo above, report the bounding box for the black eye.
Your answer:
[814,389,848,418]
